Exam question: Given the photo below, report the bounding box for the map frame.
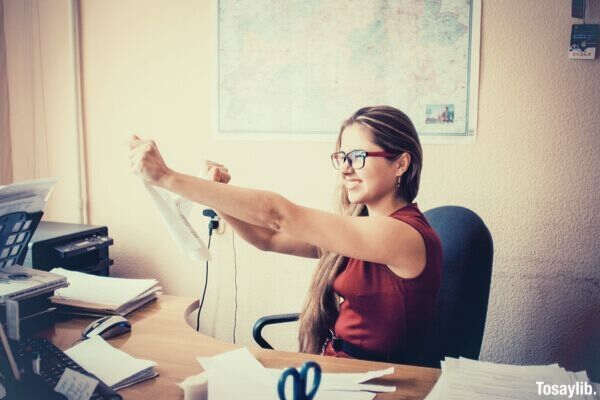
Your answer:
[213,0,482,144]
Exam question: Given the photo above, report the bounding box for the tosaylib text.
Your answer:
[536,381,596,398]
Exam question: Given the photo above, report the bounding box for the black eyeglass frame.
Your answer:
[330,150,399,170]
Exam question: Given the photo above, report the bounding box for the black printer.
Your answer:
[23,221,114,276]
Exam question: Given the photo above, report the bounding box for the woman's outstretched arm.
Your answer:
[130,136,423,277]
[220,213,319,258]
[206,161,318,258]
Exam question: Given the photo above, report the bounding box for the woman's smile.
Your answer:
[344,178,361,189]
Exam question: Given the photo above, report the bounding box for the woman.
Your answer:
[129,105,442,363]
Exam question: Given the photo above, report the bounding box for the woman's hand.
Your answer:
[129,135,173,186]
[205,160,231,184]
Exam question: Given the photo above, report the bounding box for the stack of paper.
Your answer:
[184,347,395,400]
[50,268,161,316]
[426,357,600,400]
[0,178,57,216]
[66,335,158,390]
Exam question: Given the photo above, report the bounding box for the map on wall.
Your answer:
[217,0,481,140]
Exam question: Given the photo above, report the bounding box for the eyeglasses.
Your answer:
[330,150,398,170]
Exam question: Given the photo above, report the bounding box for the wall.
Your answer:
[4,0,600,379]
[3,0,81,221]
[0,0,12,184]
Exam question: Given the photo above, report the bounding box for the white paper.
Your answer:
[51,268,159,308]
[425,357,600,400]
[325,367,394,384]
[0,178,57,216]
[144,183,211,261]
[266,368,396,392]
[54,368,98,400]
[65,336,157,389]
[179,372,208,400]
[193,347,389,400]
[198,348,274,400]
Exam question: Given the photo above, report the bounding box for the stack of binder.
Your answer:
[49,268,161,316]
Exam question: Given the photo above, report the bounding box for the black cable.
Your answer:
[196,233,212,332]
[232,232,238,343]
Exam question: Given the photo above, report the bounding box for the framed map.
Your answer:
[216,0,481,142]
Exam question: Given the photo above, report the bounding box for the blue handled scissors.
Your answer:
[277,361,322,400]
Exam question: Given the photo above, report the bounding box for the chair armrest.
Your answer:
[252,313,300,349]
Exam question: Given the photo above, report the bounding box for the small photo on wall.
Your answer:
[425,104,455,124]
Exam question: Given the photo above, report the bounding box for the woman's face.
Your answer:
[338,123,400,206]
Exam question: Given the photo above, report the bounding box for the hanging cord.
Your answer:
[232,232,238,343]
[196,233,212,332]
[197,210,219,332]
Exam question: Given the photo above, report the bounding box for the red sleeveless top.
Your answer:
[323,203,442,363]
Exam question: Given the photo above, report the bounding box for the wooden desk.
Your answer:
[46,295,440,399]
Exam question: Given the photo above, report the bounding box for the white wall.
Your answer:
[4,0,600,380]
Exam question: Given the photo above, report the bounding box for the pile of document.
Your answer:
[66,335,157,390]
[50,268,161,316]
[180,347,396,400]
[426,357,600,400]
[0,178,56,217]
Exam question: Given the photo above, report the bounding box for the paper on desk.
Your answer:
[194,347,392,400]
[179,372,208,400]
[65,336,157,390]
[51,268,159,310]
[54,367,98,400]
[425,357,600,400]
[0,178,57,216]
[197,348,273,400]
[321,366,394,385]
[265,367,396,392]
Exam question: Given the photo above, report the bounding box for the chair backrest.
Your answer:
[421,206,493,366]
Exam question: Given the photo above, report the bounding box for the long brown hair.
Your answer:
[298,105,423,354]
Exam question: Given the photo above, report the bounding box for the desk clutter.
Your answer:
[1,322,157,400]
[425,356,600,400]
[11,336,122,400]
[179,347,395,400]
[65,335,158,390]
[49,268,161,316]
[0,179,70,340]
[0,179,164,399]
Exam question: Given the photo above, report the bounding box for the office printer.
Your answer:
[24,221,114,276]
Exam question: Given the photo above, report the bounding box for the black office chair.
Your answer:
[253,206,493,367]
